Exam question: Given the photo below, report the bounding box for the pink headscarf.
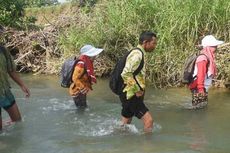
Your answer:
[78,55,97,83]
[196,46,217,77]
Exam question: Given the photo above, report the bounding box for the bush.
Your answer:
[0,0,25,28]
[59,0,230,87]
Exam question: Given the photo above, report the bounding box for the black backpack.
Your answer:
[0,45,14,70]
[182,53,209,84]
[109,48,144,95]
[60,57,85,88]
[0,45,8,59]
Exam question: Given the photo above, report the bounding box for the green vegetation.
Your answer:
[25,3,72,25]
[24,0,59,7]
[3,0,230,87]
[0,0,59,29]
[58,0,230,87]
[0,0,25,28]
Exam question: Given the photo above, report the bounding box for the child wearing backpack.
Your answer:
[188,35,224,109]
[0,25,30,130]
[69,45,103,108]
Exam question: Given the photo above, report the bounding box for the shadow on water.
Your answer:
[0,75,230,153]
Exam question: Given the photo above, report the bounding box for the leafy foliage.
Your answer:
[24,0,59,7]
[59,0,230,87]
[0,0,25,28]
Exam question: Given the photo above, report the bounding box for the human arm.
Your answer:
[4,48,30,98]
[71,63,90,95]
[196,60,208,93]
[8,71,30,98]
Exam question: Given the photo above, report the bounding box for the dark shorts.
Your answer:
[72,93,87,108]
[0,90,16,114]
[119,93,149,119]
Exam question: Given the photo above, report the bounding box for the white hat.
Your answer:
[80,45,104,57]
[201,35,224,47]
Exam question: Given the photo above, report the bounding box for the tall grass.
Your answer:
[59,0,230,87]
[25,3,73,25]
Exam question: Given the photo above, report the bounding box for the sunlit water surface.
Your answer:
[0,75,229,153]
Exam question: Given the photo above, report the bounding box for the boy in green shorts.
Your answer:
[0,25,30,130]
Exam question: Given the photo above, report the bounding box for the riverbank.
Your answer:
[1,0,230,88]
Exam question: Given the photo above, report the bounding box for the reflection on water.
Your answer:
[186,115,208,152]
[0,75,230,153]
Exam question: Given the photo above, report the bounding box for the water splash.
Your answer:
[69,118,141,137]
[153,122,162,132]
[41,99,74,112]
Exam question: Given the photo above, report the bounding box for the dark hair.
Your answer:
[139,31,157,44]
[0,25,5,34]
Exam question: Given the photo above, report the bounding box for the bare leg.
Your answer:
[141,111,153,133]
[121,116,132,125]
[5,103,22,122]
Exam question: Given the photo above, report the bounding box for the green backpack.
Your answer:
[182,54,209,84]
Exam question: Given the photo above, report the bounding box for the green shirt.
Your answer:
[0,46,16,96]
[121,45,145,100]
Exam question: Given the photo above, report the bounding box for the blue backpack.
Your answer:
[60,57,85,88]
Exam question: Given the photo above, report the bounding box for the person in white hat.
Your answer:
[189,35,224,108]
[69,44,103,108]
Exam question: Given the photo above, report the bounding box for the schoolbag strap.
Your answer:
[0,45,7,59]
[198,54,210,72]
[74,58,88,79]
[192,54,210,81]
[199,54,210,65]
[129,47,144,91]
[0,45,14,70]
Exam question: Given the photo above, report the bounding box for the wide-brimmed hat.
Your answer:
[201,35,224,47]
[80,44,103,57]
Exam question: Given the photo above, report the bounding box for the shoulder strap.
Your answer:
[129,47,144,76]
[198,53,210,66]
[197,54,210,74]
[74,58,87,79]
[0,45,7,58]
[128,47,144,91]
[199,54,209,62]
[0,45,14,70]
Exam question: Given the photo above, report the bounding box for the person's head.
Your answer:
[0,25,5,39]
[201,35,224,51]
[80,44,104,61]
[139,31,157,52]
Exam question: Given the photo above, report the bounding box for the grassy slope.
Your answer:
[25,0,230,87]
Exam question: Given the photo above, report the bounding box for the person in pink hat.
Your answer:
[189,35,224,108]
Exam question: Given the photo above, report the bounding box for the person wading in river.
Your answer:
[118,31,157,133]
[69,45,103,108]
[189,35,224,109]
[0,25,30,130]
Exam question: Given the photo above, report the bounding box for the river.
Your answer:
[0,75,229,153]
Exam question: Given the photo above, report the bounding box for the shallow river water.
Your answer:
[0,75,229,153]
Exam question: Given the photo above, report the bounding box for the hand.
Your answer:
[198,92,206,96]
[80,87,90,94]
[21,85,30,98]
[135,90,144,97]
[195,91,207,97]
